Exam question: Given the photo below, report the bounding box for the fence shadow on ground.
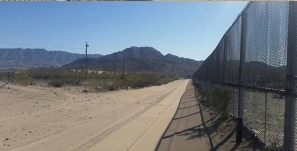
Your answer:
[193,83,262,151]
[197,97,242,151]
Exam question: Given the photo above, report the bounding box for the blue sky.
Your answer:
[0,1,248,61]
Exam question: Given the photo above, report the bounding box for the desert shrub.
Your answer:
[131,79,147,88]
[211,86,232,119]
[147,75,159,85]
[63,79,81,85]
[88,79,117,92]
[157,76,176,85]
[113,74,156,88]
[108,84,116,91]
[100,79,113,91]
[123,74,160,88]
[49,79,64,87]
[28,69,178,91]
[14,71,34,86]
[118,76,131,88]
[30,71,50,80]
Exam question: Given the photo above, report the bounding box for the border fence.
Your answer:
[192,1,297,150]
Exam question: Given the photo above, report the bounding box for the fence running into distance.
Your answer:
[192,1,297,150]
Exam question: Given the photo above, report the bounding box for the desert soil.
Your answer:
[0,79,189,151]
[156,82,258,151]
[156,82,209,151]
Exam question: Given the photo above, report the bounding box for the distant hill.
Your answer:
[0,48,102,70]
[193,60,286,88]
[63,46,203,77]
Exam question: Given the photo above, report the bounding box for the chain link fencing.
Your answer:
[192,1,297,149]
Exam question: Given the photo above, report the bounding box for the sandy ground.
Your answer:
[0,79,189,151]
[156,82,259,151]
[198,98,261,151]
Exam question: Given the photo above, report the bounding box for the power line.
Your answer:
[0,41,84,50]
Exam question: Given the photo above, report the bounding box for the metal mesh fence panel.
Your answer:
[243,2,288,89]
[192,1,292,148]
[226,86,238,118]
[0,72,10,83]
[0,72,6,82]
[232,87,239,118]
[225,18,241,85]
[266,92,285,146]
[244,88,266,142]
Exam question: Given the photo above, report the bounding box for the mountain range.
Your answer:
[0,48,102,70]
[63,46,203,77]
[0,47,203,76]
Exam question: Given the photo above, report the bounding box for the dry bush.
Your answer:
[14,71,34,86]
[211,86,232,120]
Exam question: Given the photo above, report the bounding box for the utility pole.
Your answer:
[122,56,125,78]
[113,54,116,78]
[85,42,89,75]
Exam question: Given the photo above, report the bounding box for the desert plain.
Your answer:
[0,79,189,151]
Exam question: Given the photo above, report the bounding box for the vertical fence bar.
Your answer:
[233,87,235,118]
[284,2,297,150]
[236,12,247,145]
[223,37,227,84]
[264,92,267,144]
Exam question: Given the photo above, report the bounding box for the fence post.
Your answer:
[284,2,297,150]
[236,12,247,145]
[264,92,267,144]
[233,87,235,118]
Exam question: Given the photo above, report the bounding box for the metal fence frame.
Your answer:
[193,1,297,150]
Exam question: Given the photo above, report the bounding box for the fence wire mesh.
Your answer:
[266,92,285,146]
[244,89,266,142]
[244,2,288,89]
[232,87,239,119]
[192,1,294,149]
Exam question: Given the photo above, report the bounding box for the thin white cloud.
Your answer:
[195,4,208,17]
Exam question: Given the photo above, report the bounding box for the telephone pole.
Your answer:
[85,42,89,75]
[113,54,116,78]
[122,56,125,78]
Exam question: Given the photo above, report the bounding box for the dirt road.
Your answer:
[0,79,188,151]
[156,82,209,151]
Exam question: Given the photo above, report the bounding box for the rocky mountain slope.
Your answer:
[0,48,102,70]
[63,46,203,77]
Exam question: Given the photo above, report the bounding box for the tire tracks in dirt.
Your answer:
[71,86,179,151]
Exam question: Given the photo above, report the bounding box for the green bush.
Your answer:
[14,71,34,86]
[157,76,176,85]
[211,86,231,119]
[49,80,64,87]
[23,70,178,90]
[108,84,116,91]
